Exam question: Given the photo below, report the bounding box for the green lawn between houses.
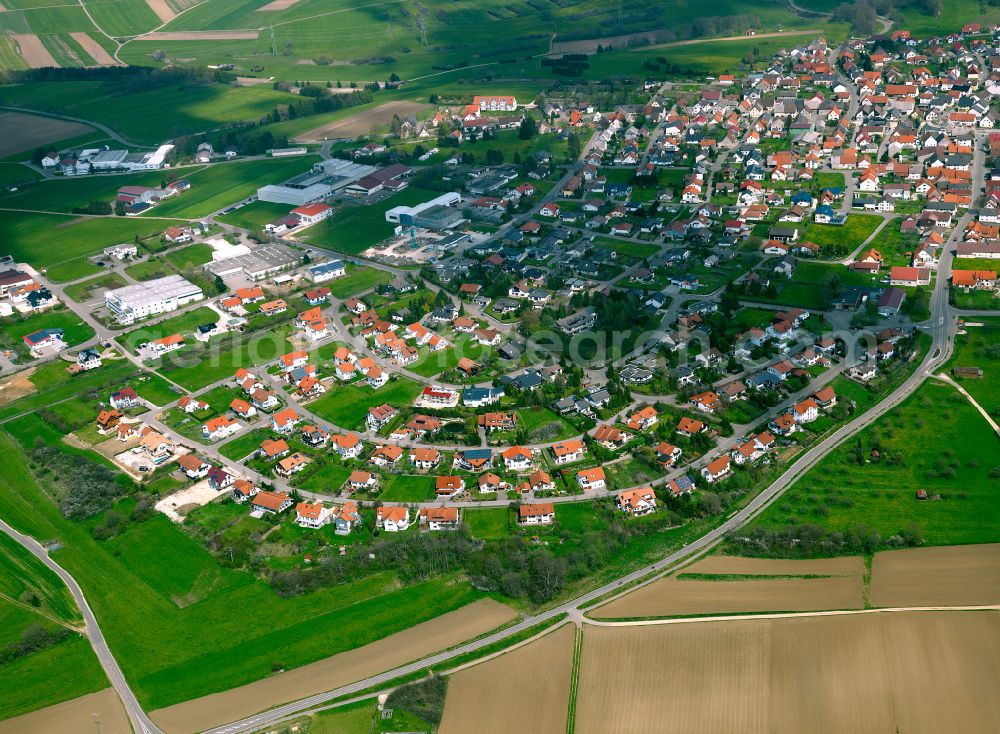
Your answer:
[2,308,95,350]
[308,377,424,431]
[752,381,1000,546]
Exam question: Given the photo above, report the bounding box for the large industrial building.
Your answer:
[105,275,203,325]
[205,244,300,281]
[256,158,376,205]
[385,192,465,231]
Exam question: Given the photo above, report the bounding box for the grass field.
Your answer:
[0,431,501,711]
[801,213,883,251]
[63,272,128,303]
[0,634,110,720]
[945,317,1000,412]
[165,244,215,270]
[517,407,579,443]
[378,473,434,502]
[0,212,186,280]
[3,308,95,348]
[215,200,293,231]
[119,306,219,351]
[303,188,439,255]
[0,81,303,144]
[754,380,1000,547]
[308,377,422,430]
[148,157,320,219]
[156,324,294,391]
[327,264,394,298]
[463,507,514,540]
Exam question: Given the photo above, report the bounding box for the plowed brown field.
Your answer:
[871,543,1000,607]
[593,555,864,618]
[576,611,1000,734]
[149,598,516,734]
[0,688,130,734]
[439,624,575,734]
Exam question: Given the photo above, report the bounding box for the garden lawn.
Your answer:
[378,474,434,502]
[218,429,271,461]
[293,462,352,493]
[0,434,495,711]
[753,381,1000,546]
[157,325,295,391]
[63,272,127,303]
[309,378,422,431]
[516,407,579,442]
[119,306,220,351]
[327,265,394,299]
[3,308,94,347]
[463,507,514,541]
[801,213,882,251]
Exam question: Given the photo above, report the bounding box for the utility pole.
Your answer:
[270,24,277,56]
[92,713,101,734]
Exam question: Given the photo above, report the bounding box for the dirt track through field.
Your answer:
[871,543,1000,608]
[575,610,1000,733]
[140,30,259,41]
[0,688,131,734]
[68,33,116,66]
[11,34,57,68]
[294,101,431,141]
[144,0,177,23]
[149,598,516,734]
[439,624,574,734]
[593,555,864,618]
[0,112,93,159]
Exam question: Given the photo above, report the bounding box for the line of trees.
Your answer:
[0,624,72,666]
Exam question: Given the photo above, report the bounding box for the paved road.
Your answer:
[206,289,955,734]
[0,518,164,734]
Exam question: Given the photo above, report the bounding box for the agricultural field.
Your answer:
[870,543,1000,608]
[308,377,422,430]
[752,380,1000,547]
[0,211,186,281]
[0,81,302,145]
[0,688,132,734]
[0,110,94,159]
[439,624,575,734]
[149,156,321,219]
[148,598,516,733]
[592,555,864,619]
[574,611,1000,733]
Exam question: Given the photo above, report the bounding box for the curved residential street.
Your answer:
[0,23,988,734]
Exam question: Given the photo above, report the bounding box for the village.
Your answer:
[4,26,1000,558]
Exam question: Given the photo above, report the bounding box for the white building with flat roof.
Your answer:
[105,275,203,325]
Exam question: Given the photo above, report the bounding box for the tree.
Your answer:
[518,116,537,140]
[114,200,126,216]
